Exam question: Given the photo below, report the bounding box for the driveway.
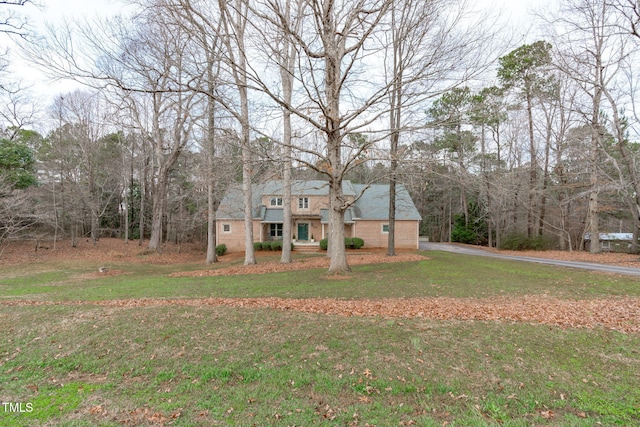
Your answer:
[419,242,640,277]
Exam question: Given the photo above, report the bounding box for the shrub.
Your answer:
[270,241,282,251]
[215,244,227,256]
[319,238,328,250]
[451,225,478,245]
[352,237,364,249]
[253,242,263,251]
[319,237,365,250]
[262,242,273,251]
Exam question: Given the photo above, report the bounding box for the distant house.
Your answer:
[216,180,422,252]
[584,233,638,253]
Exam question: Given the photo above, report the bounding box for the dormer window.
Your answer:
[270,197,283,207]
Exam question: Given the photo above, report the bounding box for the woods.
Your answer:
[2,0,640,268]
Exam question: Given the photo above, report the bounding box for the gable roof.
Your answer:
[352,183,421,221]
[260,179,357,196]
[216,180,421,222]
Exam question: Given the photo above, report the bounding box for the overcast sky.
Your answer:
[4,0,541,119]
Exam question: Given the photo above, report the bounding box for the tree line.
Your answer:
[1,0,640,272]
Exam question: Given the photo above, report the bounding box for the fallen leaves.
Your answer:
[2,295,639,333]
[2,239,639,334]
[169,252,427,277]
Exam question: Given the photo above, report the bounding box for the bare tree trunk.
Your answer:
[206,178,217,264]
[538,120,552,236]
[240,87,255,266]
[526,93,537,238]
[138,154,147,246]
[323,0,350,274]
[278,0,299,264]
[387,115,398,254]
[633,215,640,254]
[588,83,603,254]
[386,2,402,257]
[205,64,219,264]
[280,110,293,264]
[218,0,255,265]
[91,210,99,246]
[52,179,59,250]
[149,171,168,252]
[328,168,349,273]
[387,154,397,256]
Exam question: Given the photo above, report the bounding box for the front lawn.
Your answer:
[0,250,638,426]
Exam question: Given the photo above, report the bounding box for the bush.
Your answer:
[451,225,478,245]
[215,244,227,256]
[270,241,282,251]
[261,242,273,251]
[319,238,328,250]
[319,237,365,250]
[499,233,556,251]
[253,242,263,251]
[352,237,364,249]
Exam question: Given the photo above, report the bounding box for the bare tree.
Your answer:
[246,0,494,272]
[216,0,257,265]
[275,0,302,264]
[384,0,493,255]
[0,179,35,254]
[608,0,640,38]
[106,12,201,252]
[249,0,305,263]
[546,0,630,253]
[0,0,32,38]
[204,61,221,264]
[42,92,123,246]
[159,0,258,265]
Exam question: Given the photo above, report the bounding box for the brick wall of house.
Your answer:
[219,218,419,251]
[353,220,419,249]
[217,220,262,252]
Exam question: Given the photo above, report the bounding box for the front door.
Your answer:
[297,223,309,241]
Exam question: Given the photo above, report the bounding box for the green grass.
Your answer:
[1,305,638,426]
[1,251,639,301]
[0,250,639,426]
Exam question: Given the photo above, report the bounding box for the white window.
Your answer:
[298,197,309,209]
[382,224,389,233]
[270,197,283,207]
[222,224,231,233]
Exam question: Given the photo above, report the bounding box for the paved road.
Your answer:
[419,242,640,277]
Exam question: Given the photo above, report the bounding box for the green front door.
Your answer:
[297,223,309,241]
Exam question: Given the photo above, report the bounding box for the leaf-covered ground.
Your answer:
[2,238,639,334]
[3,295,639,334]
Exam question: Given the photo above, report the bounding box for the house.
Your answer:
[216,180,422,251]
[584,232,638,253]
